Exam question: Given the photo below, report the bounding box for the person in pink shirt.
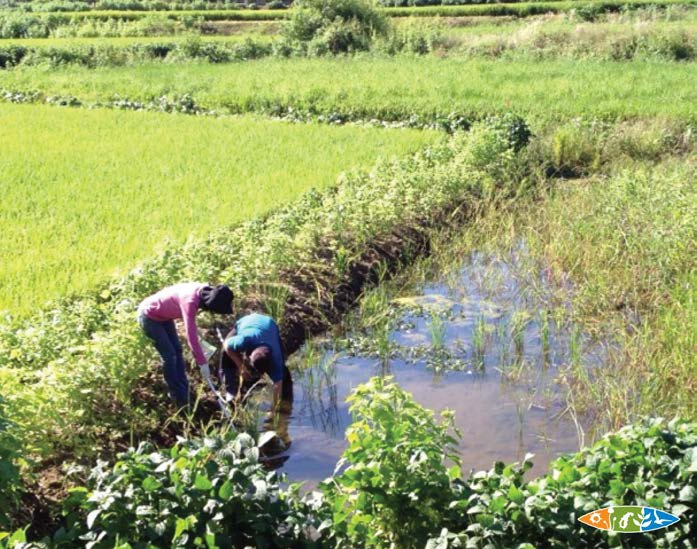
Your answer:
[137,283,233,407]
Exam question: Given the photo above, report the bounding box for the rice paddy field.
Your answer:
[0,103,434,315]
[0,0,695,546]
[3,58,697,120]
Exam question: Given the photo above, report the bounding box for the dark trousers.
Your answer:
[139,314,189,406]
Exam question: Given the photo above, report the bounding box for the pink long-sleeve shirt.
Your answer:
[138,282,206,365]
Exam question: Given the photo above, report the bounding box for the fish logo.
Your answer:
[578,506,680,533]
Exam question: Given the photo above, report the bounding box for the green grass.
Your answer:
[2,57,695,121]
[526,160,697,423]
[0,103,435,316]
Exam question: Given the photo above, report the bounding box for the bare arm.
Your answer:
[182,299,206,365]
[224,348,254,381]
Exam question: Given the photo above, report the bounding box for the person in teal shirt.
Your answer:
[223,313,292,409]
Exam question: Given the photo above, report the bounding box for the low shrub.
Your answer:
[444,417,697,547]
[0,45,26,68]
[282,0,389,54]
[0,13,52,39]
[4,37,274,68]
[317,377,462,548]
[58,431,311,547]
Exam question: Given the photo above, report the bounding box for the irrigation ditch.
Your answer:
[6,116,525,537]
[18,187,475,539]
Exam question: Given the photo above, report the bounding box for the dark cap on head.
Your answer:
[199,284,233,314]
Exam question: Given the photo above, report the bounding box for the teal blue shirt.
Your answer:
[224,313,284,383]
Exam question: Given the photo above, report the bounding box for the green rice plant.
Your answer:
[539,308,550,360]
[256,281,292,321]
[374,321,393,364]
[427,311,446,350]
[510,310,530,358]
[357,285,392,331]
[550,123,603,175]
[569,325,582,371]
[0,102,434,316]
[2,57,696,124]
[471,313,487,370]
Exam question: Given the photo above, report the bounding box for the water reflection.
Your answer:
[258,248,600,486]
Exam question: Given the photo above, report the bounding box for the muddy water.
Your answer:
[267,249,600,486]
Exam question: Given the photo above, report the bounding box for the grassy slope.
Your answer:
[2,57,695,121]
[0,103,435,315]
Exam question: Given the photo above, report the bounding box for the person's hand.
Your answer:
[239,366,254,382]
[199,362,211,382]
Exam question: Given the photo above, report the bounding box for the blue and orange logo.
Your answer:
[578,506,679,533]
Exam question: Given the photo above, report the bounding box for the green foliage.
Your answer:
[444,417,697,547]
[484,112,532,152]
[375,18,445,54]
[0,13,53,38]
[59,431,310,548]
[7,378,697,547]
[318,377,461,547]
[0,396,23,531]
[282,0,388,53]
[0,528,28,549]
[306,383,697,548]
[457,113,531,188]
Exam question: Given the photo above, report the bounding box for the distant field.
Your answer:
[18,0,697,20]
[2,57,695,121]
[2,9,695,48]
[0,103,436,315]
[0,33,272,47]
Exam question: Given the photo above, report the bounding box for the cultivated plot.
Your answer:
[0,103,436,314]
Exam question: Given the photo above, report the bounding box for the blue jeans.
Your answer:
[138,313,190,407]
